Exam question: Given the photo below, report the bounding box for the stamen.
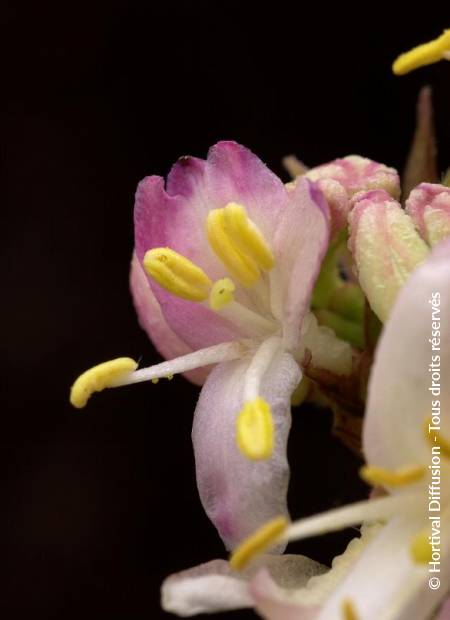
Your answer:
[70,357,138,409]
[206,209,260,287]
[229,516,288,571]
[143,248,212,301]
[424,417,450,459]
[236,397,274,460]
[214,301,276,338]
[360,464,426,488]
[342,599,360,620]
[222,202,275,272]
[109,340,251,387]
[393,29,450,75]
[209,277,235,310]
[410,530,431,564]
[243,336,283,402]
[284,494,420,543]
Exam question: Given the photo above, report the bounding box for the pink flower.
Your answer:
[71,142,357,550]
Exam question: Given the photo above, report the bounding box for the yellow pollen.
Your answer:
[206,208,261,287]
[143,248,212,301]
[411,530,432,564]
[393,29,450,75]
[209,277,236,311]
[222,202,275,271]
[341,599,360,620]
[424,417,450,459]
[236,397,274,460]
[70,357,138,409]
[167,374,174,381]
[229,516,288,571]
[360,464,426,488]
[151,378,159,384]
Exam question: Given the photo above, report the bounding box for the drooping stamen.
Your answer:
[143,248,212,301]
[229,516,288,571]
[235,337,283,460]
[207,208,260,287]
[341,599,360,620]
[236,397,274,460]
[424,417,450,459]
[222,202,274,272]
[70,357,138,409]
[360,464,426,488]
[392,29,450,75]
[243,335,283,402]
[209,277,235,310]
[110,340,252,387]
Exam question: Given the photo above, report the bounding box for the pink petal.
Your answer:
[192,350,301,550]
[405,182,450,246]
[129,254,209,385]
[134,175,241,350]
[363,239,450,471]
[305,155,400,200]
[437,598,450,620]
[274,179,330,349]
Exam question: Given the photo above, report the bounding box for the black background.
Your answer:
[2,3,449,619]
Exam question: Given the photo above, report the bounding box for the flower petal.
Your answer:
[250,523,381,620]
[161,554,325,617]
[406,182,450,247]
[273,179,330,349]
[348,189,429,322]
[129,254,209,385]
[363,240,450,474]
[134,175,241,350]
[315,515,445,620]
[437,598,450,620]
[161,559,252,616]
[305,155,400,200]
[192,349,301,550]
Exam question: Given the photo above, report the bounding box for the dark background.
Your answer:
[2,3,449,618]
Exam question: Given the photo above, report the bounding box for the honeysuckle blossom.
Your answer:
[162,239,450,620]
[71,141,364,550]
[348,183,450,323]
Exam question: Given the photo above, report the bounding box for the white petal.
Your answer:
[192,349,301,550]
[363,240,450,478]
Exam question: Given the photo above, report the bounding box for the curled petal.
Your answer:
[273,179,330,350]
[192,350,301,550]
[161,554,325,617]
[314,178,350,235]
[129,254,209,385]
[406,182,450,247]
[348,190,429,322]
[363,240,450,474]
[306,155,400,201]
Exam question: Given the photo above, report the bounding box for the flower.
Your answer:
[161,239,450,620]
[70,141,360,550]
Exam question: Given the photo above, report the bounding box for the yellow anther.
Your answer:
[222,202,275,271]
[143,248,212,301]
[206,209,260,287]
[360,464,426,488]
[229,516,288,571]
[209,277,236,310]
[70,357,138,409]
[236,397,274,460]
[410,530,431,564]
[424,417,450,459]
[341,599,360,620]
[151,378,159,384]
[167,374,174,381]
[393,29,450,75]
